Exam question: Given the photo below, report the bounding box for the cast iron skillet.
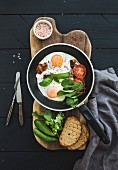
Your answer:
[27,43,110,144]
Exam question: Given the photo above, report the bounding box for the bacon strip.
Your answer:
[36,63,48,74]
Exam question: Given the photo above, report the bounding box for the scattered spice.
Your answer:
[71,35,83,45]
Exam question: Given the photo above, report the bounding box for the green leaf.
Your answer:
[55,72,70,79]
[39,76,53,87]
[32,112,45,120]
[55,113,65,123]
[40,110,55,120]
[71,101,78,108]
[63,85,73,90]
[62,89,74,93]
[65,91,76,97]
[61,78,74,87]
[66,97,78,108]
[71,81,84,90]
[57,90,65,96]
[53,77,60,83]
[71,92,81,98]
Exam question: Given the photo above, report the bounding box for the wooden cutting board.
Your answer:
[30,17,91,150]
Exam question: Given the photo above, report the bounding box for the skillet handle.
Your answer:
[79,104,110,144]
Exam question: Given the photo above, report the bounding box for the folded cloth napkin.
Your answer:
[73,68,118,170]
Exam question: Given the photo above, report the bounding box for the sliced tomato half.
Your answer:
[73,64,86,79]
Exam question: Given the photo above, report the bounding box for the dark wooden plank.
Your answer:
[0,118,47,151]
[92,49,118,75]
[0,83,33,118]
[0,49,31,82]
[0,15,118,49]
[0,0,118,14]
[0,151,84,170]
[0,15,30,48]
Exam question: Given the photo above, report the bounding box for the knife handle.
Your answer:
[19,102,23,126]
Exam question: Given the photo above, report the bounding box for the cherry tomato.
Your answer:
[73,64,86,79]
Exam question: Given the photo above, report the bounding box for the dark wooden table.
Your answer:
[0,1,118,170]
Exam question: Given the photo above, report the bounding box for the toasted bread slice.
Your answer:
[67,124,89,150]
[78,142,87,150]
[59,116,81,147]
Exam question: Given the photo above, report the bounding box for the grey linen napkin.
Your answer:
[73,68,118,170]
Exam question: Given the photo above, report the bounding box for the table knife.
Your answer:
[6,74,20,126]
[16,72,24,126]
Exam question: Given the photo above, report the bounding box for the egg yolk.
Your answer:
[47,87,58,98]
[51,54,63,67]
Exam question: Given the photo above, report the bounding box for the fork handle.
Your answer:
[19,102,24,126]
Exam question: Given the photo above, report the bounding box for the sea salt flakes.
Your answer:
[12,53,21,63]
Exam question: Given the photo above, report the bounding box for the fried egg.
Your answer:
[36,52,78,101]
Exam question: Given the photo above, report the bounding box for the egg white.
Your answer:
[36,52,78,101]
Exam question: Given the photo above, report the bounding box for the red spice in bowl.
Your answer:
[33,20,53,40]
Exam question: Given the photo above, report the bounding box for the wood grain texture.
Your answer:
[0,151,84,170]
[0,15,118,49]
[30,17,91,57]
[30,17,91,150]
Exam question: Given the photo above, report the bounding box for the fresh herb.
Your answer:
[32,110,65,135]
[66,97,78,108]
[39,77,53,87]
[55,72,70,79]
[57,90,65,96]
[71,81,84,90]
[32,112,45,120]
[39,72,70,87]
[46,112,65,135]
[61,78,74,87]
[57,78,84,108]
[40,110,55,120]
[53,77,60,83]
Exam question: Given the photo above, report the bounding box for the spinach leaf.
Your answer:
[71,81,84,90]
[39,72,70,87]
[57,90,65,96]
[66,97,78,108]
[55,72,70,79]
[61,78,74,87]
[62,89,74,93]
[65,91,76,97]
[39,76,53,87]
[63,85,73,90]
[53,77,60,83]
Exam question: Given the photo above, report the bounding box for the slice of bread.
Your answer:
[67,124,89,150]
[59,116,82,146]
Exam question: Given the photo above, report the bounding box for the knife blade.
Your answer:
[16,72,24,126]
